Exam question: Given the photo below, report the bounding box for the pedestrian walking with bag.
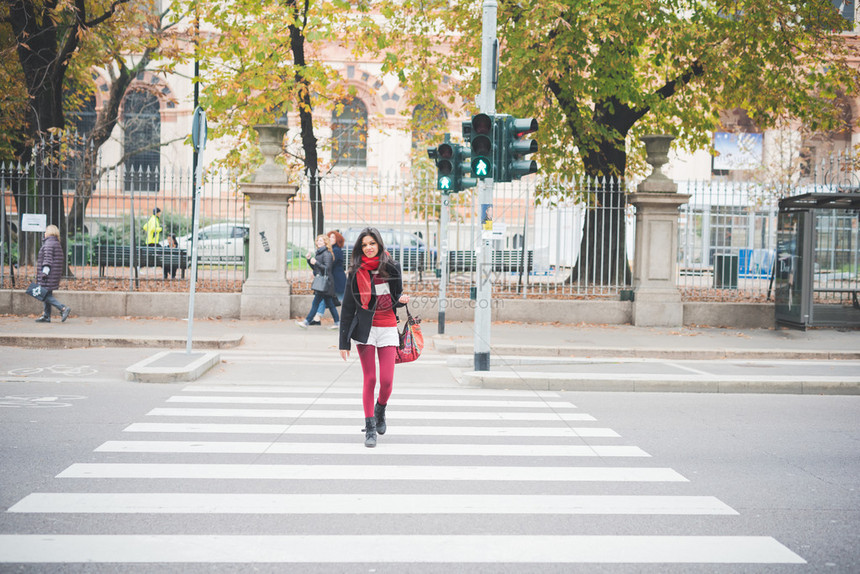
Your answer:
[297,234,340,330]
[32,225,71,323]
[311,230,346,324]
[338,227,410,448]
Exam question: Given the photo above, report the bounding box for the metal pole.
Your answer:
[187,108,207,354]
[474,0,497,371]
[438,191,450,334]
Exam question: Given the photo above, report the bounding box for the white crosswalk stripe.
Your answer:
[123,421,621,437]
[0,383,805,567]
[147,407,597,420]
[10,493,736,515]
[166,395,577,408]
[94,440,650,457]
[0,534,805,564]
[57,462,688,482]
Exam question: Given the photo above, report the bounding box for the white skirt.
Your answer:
[356,325,400,348]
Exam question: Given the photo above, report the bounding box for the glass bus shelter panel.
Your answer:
[775,210,810,328]
[810,209,860,327]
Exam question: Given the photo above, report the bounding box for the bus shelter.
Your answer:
[775,193,860,329]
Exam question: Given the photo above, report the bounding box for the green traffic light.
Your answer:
[439,176,452,190]
[470,113,494,180]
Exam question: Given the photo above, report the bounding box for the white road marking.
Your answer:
[182,385,562,398]
[166,395,576,408]
[146,407,596,421]
[0,535,806,564]
[57,463,685,482]
[9,493,735,515]
[123,422,620,437]
[95,440,650,457]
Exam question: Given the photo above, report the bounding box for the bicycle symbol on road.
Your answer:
[6,365,98,377]
[0,395,87,408]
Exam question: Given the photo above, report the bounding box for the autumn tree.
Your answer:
[386,0,860,284]
[1,0,184,266]
[65,3,185,234]
[185,0,387,236]
[3,0,133,232]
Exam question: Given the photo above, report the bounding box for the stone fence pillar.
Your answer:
[239,125,297,319]
[628,135,690,327]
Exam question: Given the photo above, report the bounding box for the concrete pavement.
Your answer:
[1,313,858,393]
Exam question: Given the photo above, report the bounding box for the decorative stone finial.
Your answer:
[638,134,677,193]
[249,124,288,184]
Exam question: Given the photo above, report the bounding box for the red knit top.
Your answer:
[371,274,397,327]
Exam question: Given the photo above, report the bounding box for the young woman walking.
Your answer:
[297,234,340,330]
[339,227,409,448]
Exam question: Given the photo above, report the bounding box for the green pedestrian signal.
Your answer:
[469,113,494,180]
[428,142,455,191]
[428,139,475,193]
[496,115,539,182]
[473,158,489,177]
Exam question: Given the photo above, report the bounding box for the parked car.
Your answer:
[176,222,248,264]
[345,227,435,271]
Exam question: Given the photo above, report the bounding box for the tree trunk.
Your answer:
[288,0,324,237]
[569,117,633,286]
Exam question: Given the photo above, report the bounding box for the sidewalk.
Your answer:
[1,314,858,392]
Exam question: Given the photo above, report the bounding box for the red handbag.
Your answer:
[395,305,423,364]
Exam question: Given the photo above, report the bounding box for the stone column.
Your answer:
[239,125,298,319]
[628,135,690,327]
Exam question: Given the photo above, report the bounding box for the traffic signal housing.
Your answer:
[429,142,455,192]
[497,116,538,182]
[469,113,494,180]
[428,142,476,193]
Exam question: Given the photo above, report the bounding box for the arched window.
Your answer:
[332,98,367,168]
[411,102,448,151]
[63,94,97,191]
[123,89,161,192]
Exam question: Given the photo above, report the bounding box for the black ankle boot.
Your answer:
[364,416,377,448]
[374,401,387,435]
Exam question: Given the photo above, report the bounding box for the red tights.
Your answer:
[357,344,396,417]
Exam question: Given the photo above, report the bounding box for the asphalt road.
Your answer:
[0,346,858,572]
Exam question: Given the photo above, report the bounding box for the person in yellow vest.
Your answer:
[143,207,163,246]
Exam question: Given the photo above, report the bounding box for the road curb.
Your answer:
[0,334,243,350]
[432,338,860,361]
[459,371,860,395]
[125,350,222,383]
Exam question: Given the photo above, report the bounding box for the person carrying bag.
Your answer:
[338,227,410,448]
[297,234,340,330]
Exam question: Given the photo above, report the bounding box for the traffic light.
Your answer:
[429,142,455,192]
[454,145,477,192]
[469,113,494,180]
[496,116,538,182]
[428,142,476,193]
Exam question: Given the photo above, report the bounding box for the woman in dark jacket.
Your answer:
[339,227,409,448]
[296,234,340,329]
[35,225,71,323]
[311,230,347,323]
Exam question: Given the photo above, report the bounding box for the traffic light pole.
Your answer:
[438,192,450,334]
[474,0,497,371]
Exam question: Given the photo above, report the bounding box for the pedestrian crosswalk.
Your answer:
[0,383,805,567]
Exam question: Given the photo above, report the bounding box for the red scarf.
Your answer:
[357,255,380,309]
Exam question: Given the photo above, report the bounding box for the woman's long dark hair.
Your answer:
[349,227,392,276]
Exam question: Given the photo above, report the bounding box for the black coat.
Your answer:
[331,245,347,296]
[306,246,335,297]
[338,260,403,351]
[36,235,64,291]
